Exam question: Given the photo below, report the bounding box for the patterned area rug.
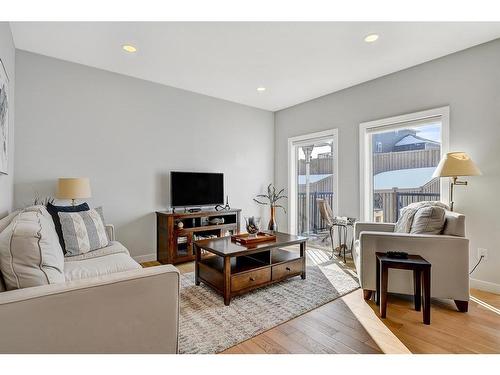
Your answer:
[179,248,359,354]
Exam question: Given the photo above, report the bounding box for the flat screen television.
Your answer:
[170,171,224,208]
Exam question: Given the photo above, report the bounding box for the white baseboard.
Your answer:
[470,278,500,294]
[133,253,157,263]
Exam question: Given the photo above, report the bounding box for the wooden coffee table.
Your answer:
[194,232,307,305]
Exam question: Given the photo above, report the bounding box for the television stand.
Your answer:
[156,208,241,264]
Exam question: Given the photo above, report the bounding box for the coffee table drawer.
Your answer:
[231,268,271,292]
[272,259,303,281]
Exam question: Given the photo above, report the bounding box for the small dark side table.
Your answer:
[375,252,432,325]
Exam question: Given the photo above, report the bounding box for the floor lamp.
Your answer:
[432,152,481,211]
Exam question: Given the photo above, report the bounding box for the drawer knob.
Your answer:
[286,267,291,271]
[249,277,255,281]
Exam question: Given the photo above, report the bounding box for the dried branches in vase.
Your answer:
[253,183,287,231]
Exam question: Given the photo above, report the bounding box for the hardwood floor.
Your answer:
[221,290,391,354]
[143,250,500,354]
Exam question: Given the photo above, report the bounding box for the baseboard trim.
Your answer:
[470,278,500,294]
[133,253,157,263]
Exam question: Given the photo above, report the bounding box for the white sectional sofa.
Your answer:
[0,206,180,354]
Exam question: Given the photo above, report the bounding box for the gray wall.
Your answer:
[0,23,15,217]
[275,39,500,289]
[14,51,274,260]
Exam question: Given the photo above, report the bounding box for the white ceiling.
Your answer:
[10,22,500,111]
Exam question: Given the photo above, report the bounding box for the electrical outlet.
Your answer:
[478,248,488,261]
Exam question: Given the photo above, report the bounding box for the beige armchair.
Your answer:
[353,211,470,312]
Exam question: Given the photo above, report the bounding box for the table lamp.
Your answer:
[432,152,481,211]
[57,177,91,206]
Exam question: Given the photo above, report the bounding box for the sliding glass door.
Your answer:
[288,130,338,236]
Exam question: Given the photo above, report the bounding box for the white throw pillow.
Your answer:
[394,206,415,233]
[0,211,65,290]
[395,201,449,233]
[410,206,446,234]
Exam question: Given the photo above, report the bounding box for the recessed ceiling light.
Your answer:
[122,44,137,53]
[364,34,379,43]
[257,87,266,92]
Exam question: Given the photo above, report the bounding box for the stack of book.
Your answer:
[193,234,218,241]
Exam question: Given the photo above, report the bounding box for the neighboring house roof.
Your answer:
[298,174,332,184]
[394,134,440,147]
[374,167,436,190]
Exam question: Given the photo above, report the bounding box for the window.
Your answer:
[359,107,450,222]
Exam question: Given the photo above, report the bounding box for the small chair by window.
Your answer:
[318,199,355,262]
[317,198,334,247]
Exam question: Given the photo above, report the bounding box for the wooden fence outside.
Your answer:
[298,175,334,193]
[374,178,440,223]
[295,149,441,227]
[298,157,333,174]
[373,149,440,174]
[297,192,334,234]
[297,149,439,176]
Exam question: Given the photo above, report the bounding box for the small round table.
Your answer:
[331,217,356,263]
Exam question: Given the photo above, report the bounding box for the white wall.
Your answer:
[0,23,15,217]
[14,51,274,260]
[275,38,500,291]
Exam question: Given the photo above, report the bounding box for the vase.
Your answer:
[268,206,277,231]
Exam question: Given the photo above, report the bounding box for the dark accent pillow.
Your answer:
[46,202,90,254]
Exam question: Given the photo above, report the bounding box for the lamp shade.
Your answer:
[432,152,482,178]
[57,178,91,199]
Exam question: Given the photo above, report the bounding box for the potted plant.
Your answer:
[253,184,287,231]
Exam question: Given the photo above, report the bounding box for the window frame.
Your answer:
[359,107,450,222]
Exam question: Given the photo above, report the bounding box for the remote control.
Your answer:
[386,251,408,259]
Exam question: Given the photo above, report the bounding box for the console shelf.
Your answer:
[156,209,241,264]
[176,223,237,235]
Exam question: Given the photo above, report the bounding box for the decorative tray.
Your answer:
[231,232,276,245]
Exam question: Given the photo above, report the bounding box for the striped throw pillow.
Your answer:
[58,207,110,256]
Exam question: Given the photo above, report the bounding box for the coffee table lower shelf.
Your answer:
[194,242,306,305]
